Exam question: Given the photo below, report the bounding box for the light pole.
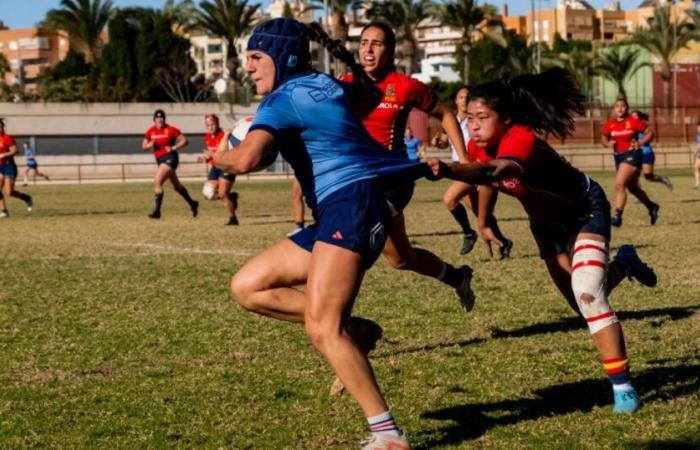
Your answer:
[323,0,330,73]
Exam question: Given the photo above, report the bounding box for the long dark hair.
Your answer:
[467,68,585,139]
[631,110,649,121]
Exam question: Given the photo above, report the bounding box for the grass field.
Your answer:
[1,171,699,449]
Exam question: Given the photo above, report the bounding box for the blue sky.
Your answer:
[0,0,646,29]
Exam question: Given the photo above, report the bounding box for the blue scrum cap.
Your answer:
[247,18,311,89]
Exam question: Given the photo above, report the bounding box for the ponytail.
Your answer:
[468,68,585,139]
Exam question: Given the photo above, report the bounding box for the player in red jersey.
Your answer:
[326,22,475,400]
[601,99,658,227]
[428,68,657,414]
[341,22,473,308]
[197,114,239,225]
[142,109,198,219]
[432,86,513,258]
[0,118,33,218]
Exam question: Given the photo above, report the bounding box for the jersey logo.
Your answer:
[369,222,385,250]
[384,84,396,102]
[332,231,344,240]
[309,89,327,102]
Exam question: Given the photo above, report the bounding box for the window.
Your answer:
[207,44,222,54]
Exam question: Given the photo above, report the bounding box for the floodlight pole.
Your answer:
[323,0,330,73]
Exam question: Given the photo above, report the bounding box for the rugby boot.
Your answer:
[613,387,641,413]
[614,244,657,287]
[611,212,623,228]
[148,210,161,219]
[460,232,477,255]
[329,317,383,397]
[659,175,673,191]
[191,200,199,218]
[455,265,476,312]
[499,238,514,260]
[648,203,659,225]
[361,432,410,450]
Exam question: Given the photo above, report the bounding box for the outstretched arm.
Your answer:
[426,158,522,185]
[430,103,467,163]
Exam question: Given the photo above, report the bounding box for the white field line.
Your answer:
[110,242,255,256]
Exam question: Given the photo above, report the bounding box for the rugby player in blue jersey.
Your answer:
[213,19,453,449]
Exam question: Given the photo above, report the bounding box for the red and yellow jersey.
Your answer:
[602,116,646,153]
[0,133,16,165]
[145,124,181,158]
[341,72,438,151]
[467,125,588,221]
[204,129,224,167]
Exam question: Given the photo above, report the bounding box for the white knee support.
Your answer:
[571,239,618,334]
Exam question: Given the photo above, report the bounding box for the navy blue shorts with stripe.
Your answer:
[289,180,391,268]
[529,179,611,259]
[614,149,642,169]
[156,152,179,170]
[207,167,236,182]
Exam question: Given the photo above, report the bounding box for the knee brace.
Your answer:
[571,239,618,334]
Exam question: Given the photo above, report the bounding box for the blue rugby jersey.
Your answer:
[250,72,422,211]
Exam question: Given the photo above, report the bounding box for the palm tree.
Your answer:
[365,0,432,75]
[595,45,643,102]
[189,0,260,82]
[433,0,495,83]
[631,5,694,107]
[43,0,113,62]
[558,47,596,103]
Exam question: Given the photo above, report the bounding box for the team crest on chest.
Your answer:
[384,84,396,102]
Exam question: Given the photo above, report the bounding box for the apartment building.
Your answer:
[0,24,70,91]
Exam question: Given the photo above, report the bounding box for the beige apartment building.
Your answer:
[0,23,69,91]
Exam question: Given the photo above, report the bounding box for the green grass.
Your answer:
[1,171,699,449]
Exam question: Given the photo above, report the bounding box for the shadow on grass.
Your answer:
[377,305,699,358]
[36,209,134,217]
[414,363,700,449]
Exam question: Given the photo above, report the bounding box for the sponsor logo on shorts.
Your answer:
[369,222,385,250]
[332,231,344,240]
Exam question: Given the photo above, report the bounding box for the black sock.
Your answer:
[488,216,507,242]
[154,192,164,212]
[439,263,464,288]
[228,191,238,207]
[176,187,196,206]
[15,192,31,203]
[450,203,474,236]
[614,209,623,217]
[295,221,304,228]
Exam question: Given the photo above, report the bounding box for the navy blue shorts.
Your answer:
[207,167,236,182]
[529,179,611,259]
[641,150,655,165]
[0,164,18,178]
[289,180,391,268]
[27,159,38,169]
[156,152,179,170]
[614,150,642,169]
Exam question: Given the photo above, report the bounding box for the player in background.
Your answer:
[403,126,422,162]
[142,109,198,219]
[428,68,657,414]
[0,119,33,218]
[630,111,673,191]
[214,19,455,449]
[343,22,474,313]
[22,142,50,186]
[601,99,659,227]
[433,86,513,258]
[198,114,239,225]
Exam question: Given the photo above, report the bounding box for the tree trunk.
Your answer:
[401,38,415,75]
[618,83,627,102]
[331,12,349,76]
[662,76,671,109]
[463,41,471,84]
[226,42,238,83]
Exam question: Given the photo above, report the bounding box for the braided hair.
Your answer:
[303,22,382,117]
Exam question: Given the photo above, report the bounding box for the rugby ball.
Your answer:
[228,115,279,171]
[202,182,217,200]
